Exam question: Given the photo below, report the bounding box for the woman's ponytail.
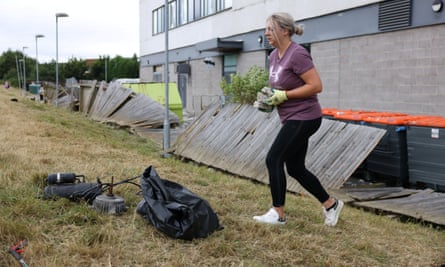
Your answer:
[295,24,304,36]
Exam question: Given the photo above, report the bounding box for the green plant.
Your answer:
[220,65,269,104]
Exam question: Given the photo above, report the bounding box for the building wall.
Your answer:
[315,24,445,116]
[188,57,224,115]
[140,0,445,117]
[140,0,379,55]
[237,50,267,76]
[140,65,152,83]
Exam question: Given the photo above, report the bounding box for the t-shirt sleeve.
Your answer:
[291,49,314,76]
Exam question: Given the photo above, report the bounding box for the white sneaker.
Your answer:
[253,208,286,225]
[323,199,344,226]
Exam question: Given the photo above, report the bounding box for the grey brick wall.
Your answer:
[238,51,266,75]
[188,58,224,116]
[314,24,445,116]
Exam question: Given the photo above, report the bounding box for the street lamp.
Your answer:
[55,12,69,107]
[16,56,22,89]
[163,0,171,156]
[35,34,45,84]
[104,56,108,82]
[22,46,28,94]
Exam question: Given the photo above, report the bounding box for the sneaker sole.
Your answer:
[253,216,286,225]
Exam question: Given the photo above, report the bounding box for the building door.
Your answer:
[176,63,190,110]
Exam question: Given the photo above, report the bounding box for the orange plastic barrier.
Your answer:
[407,116,445,128]
[321,108,340,117]
[333,110,377,122]
[334,110,408,123]
[322,108,445,127]
[362,113,421,126]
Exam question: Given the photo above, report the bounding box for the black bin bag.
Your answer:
[136,165,223,240]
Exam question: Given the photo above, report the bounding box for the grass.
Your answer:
[0,88,444,266]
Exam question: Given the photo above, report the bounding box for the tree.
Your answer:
[0,50,23,87]
[108,54,139,80]
[0,52,139,86]
[87,55,139,82]
[38,61,56,83]
[64,57,89,80]
[90,56,108,81]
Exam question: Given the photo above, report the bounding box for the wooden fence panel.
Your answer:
[173,103,386,194]
[85,81,179,129]
[107,93,179,128]
[89,82,134,121]
[79,80,98,114]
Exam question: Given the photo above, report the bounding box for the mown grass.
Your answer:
[0,88,444,266]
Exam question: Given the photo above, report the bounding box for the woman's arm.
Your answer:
[285,67,322,99]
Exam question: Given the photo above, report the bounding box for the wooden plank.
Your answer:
[79,80,97,113]
[88,82,131,121]
[352,189,445,225]
[88,81,107,119]
[107,93,180,128]
[346,187,419,201]
[173,103,386,194]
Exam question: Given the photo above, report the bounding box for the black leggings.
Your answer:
[266,118,330,207]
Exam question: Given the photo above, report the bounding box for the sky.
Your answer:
[0,0,139,63]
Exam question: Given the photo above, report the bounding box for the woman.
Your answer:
[253,12,343,226]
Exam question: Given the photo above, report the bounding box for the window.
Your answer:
[179,0,188,25]
[301,43,311,53]
[200,0,229,17]
[169,1,177,29]
[200,0,217,16]
[152,0,231,34]
[218,0,231,12]
[153,9,158,34]
[152,7,165,34]
[188,0,195,21]
[224,0,232,10]
[178,0,194,25]
[223,54,237,82]
[216,0,223,11]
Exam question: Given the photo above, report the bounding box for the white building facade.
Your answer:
[139,0,445,116]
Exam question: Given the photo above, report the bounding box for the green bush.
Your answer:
[220,66,269,104]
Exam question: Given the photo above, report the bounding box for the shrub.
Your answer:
[220,66,269,104]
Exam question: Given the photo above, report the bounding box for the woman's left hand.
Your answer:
[267,89,288,105]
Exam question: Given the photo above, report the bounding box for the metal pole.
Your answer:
[55,16,59,106]
[35,34,44,84]
[16,55,21,89]
[163,0,171,155]
[55,13,68,107]
[22,46,28,93]
[105,56,108,82]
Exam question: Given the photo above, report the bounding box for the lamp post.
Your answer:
[22,46,28,94]
[163,0,171,156]
[35,34,45,84]
[55,12,69,107]
[104,56,108,82]
[16,55,22,90]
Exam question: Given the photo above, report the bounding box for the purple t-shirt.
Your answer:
[269,42,322,122]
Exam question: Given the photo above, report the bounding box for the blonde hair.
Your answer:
[267,12,304,37]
